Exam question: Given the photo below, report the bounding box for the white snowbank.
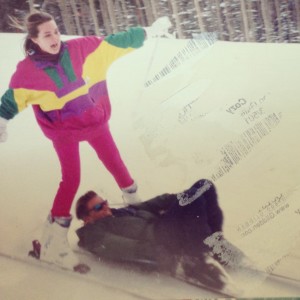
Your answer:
[0,33,299,299]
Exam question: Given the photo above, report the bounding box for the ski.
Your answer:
[0,250,87,277]
[0,249,231,298]
[28,239,90,274]
[1,244,298,299]
[233,264,300,284]
[0,249,153,300]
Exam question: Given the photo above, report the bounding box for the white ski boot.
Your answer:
[31,214,90,273]
[121,181,141,204]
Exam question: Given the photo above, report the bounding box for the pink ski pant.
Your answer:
[50,125,133,217]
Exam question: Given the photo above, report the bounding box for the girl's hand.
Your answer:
[144,17,174,39]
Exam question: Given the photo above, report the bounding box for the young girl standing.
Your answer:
[0,11,171,270]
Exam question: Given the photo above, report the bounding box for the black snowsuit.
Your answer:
[76,179,224,271]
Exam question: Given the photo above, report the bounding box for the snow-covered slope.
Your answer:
[0,33,299,299]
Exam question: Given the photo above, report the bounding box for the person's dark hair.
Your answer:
[10,11,54,55]
[76,191,98,220]
[24,12,54,54]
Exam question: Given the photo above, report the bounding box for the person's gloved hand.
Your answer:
[144,16,174,38]
[0,117,8,142]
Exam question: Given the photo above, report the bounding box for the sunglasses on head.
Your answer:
[88,200,108,213]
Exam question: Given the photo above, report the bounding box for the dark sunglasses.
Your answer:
[88,200,108,213]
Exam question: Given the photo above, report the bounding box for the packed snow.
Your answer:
[0,33,300,299]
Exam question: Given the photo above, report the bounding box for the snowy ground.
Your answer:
[0,33,300,299]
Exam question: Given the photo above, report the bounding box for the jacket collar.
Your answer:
[29,42,67,69]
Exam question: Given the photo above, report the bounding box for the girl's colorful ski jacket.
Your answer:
[0,27,145,140]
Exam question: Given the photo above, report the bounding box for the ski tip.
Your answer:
[28,250,38,259]
[28,240,41,259]
[74,263,91,274]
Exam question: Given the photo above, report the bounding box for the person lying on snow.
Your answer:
[75,179,251,296]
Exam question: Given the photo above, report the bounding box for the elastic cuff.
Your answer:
[121,181,137,193]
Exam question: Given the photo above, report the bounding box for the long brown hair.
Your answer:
[10,11,54,55]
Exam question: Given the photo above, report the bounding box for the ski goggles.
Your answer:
[89,200,108,213]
